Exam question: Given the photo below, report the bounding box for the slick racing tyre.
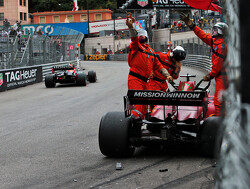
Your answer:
[88,70,97,83]
[76,73,87,86]
[45,74,56,88]
[200,116,222,157]
[99,112,135,158]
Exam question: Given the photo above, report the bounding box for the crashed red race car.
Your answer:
[45,64,97,88]
[99,74,221,158]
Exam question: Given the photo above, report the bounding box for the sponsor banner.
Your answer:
[84,54,110,61]
[89,19,147,34]
[118,0,191,10]
[0,66,43,92]
[21,22,88,36]
[153,0,191,8]
[89,19,128,34]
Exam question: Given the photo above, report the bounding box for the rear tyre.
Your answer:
[200,116,222,157]
[99,112,135,158]
[88,71,97,83]
[45,74,56,88]
[76,73,86,86]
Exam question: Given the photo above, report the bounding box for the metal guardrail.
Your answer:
[182,54,212,72]
[108,53,212,73]
[108,54,128,61]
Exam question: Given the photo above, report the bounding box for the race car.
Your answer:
[45,64,97,88]
[99,74,221,158]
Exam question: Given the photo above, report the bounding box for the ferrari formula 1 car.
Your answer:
[45,64,97,88]
[99,74,221,158]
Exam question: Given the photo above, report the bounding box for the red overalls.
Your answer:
[193,26,228,116]
[128,36,164,118]
[147,51,181,92]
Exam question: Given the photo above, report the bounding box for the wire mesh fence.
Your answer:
[150,37,211,57]
[0,26,84,70]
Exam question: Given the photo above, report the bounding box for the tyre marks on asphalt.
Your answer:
[90,158,172,189]
[90,158,215,189]
[153,166,214,189]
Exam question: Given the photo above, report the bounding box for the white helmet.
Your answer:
[172,46,186,61]
[137,29,148,38]
[212,22,228,37]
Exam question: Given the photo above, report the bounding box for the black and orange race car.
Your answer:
[45,64,97,88]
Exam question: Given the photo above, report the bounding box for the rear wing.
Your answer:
[53,65,75,71]
[124,90,208,117]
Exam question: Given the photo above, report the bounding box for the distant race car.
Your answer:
[45,64,97,88]
[99,74,221,158]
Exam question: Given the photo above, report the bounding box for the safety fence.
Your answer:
[150,37,211,57]
[0,26,84,70]
[182,55,211,72]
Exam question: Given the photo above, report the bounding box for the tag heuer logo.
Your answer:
[138,0,148,7]
[0,73,3,87]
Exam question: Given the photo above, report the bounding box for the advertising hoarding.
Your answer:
[0,66,43,92]
[22,22,88,36]
[117,0,191,10]
[89,19,127,34]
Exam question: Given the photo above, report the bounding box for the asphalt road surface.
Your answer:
[0,61,216,189]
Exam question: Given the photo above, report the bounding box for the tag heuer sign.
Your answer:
[0,73,3,86]
[118,0,191,10]
[138,0,148,7]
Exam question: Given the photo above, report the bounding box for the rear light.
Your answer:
[73,68,76,73]
[52,68,55,74]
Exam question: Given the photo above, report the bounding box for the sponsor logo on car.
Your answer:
[132,91,202,99]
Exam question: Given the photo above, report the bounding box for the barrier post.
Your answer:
[76,43,80,69]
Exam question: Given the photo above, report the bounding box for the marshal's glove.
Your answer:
[126,12,135,29]
[180,12,195,29]
[203,74,211,81]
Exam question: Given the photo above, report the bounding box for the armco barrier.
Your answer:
[182,54,212,72]
[107,54,212,73]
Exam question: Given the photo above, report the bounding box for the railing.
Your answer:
[182,54,211,72]
[108,53,211,73]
